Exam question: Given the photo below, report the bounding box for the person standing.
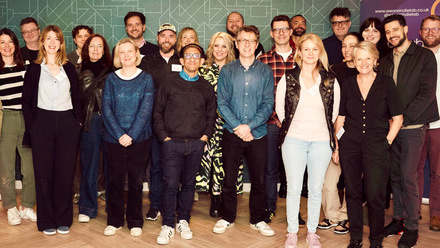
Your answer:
[67,25,93,68]
[323,7,352,65]
[290,15,307,49]
[19,17,40,64]
[122,11,158,56]
[380,14,439,248]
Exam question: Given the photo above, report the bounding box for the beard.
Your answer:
[292,27,305,36]
[159,43,175,54]
[390,33,406,48]
[422,36,440,48]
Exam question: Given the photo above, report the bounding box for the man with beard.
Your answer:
[379,14,439,248]
[323,7,351,65]
[226,12,265,58]
[123,11,158,56]
[417,14,440,233]
[290,15,307,48]
[139,23,181,223]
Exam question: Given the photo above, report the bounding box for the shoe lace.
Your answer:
[308,232,320,242]
[160,226,172,237]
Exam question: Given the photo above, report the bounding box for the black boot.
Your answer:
[210,194,221,218]
[278,183,287,198]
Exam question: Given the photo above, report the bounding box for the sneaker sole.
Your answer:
[249,224,275,236]
[386,230,404,238]
[213,223,234,234]
[146,212,161,221]
[8,221,22,226]
[334,230,349,235]
[57,229,70,234]
[317,225,335,230]
[43,230,56,235]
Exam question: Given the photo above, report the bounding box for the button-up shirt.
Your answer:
[217,59,274,139]
[37,62,73,111]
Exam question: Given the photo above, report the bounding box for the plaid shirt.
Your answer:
[258,46,295,127]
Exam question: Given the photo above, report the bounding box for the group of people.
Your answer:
[0,6,439,248]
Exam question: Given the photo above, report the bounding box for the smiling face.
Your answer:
[354,48,377,75]
[157,30,177,54]
[291,16,306,37]
[420,19,440,48]
[125,16,146,40]
[21,22,40,44]
[226,13,244,36]
[270,21,292,46]
[0,34,15,59]
[181,30,197,47]
[179,47,205,75]
[298,39,320,66]
[331,15,351,38]
[362,24,381,44]
[212,37,228,63]
[342,35,359,62]
[118,42,137,68]
[236,31,258,59]
[74,28,91,50]
[88,37,104,62]
[43,31,61,56]
[385,20,408,49]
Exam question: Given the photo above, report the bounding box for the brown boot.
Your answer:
[430,216,440,231]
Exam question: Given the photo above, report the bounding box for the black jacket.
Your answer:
[139,50,181,90]
[153,73,216,141]
[379,42,439,126]
[279,65,337,151]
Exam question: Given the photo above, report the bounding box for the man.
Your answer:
[323,7,351,65]
[290,14,307,48]
[154,44,216,245]
[417,14,440,232]
[213,25,275,237]
[67,25,93,68]
[379,14,438,248]
[257,15,295,224]
[139,23,181,222]
[20,17,40,64]
[123,11,158,56]
[226,12,265,58]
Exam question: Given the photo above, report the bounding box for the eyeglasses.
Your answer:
[183,53,201,60]
[272,27,290,34]
[331,20,350,27]
[21,28,39,35]
[89,44,103,48]
[421,27,440,34]
[237,39,257,44]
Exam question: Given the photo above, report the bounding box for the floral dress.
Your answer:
[195,64,244,195]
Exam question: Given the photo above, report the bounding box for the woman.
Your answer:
[276,33,340,248]
[22,25,83,235]
[0,28,36,226]
[77,34,112,223]
[176,27,199,54]
[195,32,239,217]
[360,17,392,60]
[318,32,362,234]
[102,38,154,237]
[334,41,403,248]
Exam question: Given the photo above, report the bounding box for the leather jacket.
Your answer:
[79,68,110,132]
[279,66,337,151]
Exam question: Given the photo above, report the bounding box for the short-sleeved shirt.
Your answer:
[339,72,402,144]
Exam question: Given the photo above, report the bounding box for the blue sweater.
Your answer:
[102,70,154,143]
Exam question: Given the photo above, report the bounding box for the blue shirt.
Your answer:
[217,59,274,139]
[179,69,199,81]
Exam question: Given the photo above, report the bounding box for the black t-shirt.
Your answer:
[21,46,38,64]
[331,62,358,87]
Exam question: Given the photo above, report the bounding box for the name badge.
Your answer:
[336,127,345,140]
[172,64,182,72]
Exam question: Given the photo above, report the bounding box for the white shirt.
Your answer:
[37,63,73,111]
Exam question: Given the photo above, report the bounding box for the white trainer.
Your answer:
[213,219,234,234]
[19,206,37,222]
[176,220,193,239]
[130,227,142,237]
[157,225,175,245]
[104,225,121,236]
[250,221,275,236]
[78,214,90,223]
[7,207,21,225]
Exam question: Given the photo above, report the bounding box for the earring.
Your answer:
[387,41,393,48]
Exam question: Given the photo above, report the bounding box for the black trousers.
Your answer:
[105,139,150,229]
[31,109,81,231]
[339,136,390,246]
[221,130,267,224]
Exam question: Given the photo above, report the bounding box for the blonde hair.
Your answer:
[113,38,141,68]
[293,33,329,73]
[352,41,379,61]
[35,25,67,65]
[205,32,235,67]
[176,27,199,53]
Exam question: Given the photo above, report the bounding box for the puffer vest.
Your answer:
[279,66,337,151]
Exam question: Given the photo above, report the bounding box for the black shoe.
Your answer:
[347,239,362,248]
[210,195,221,218]
[278,183,287,198]
[334,219,349,234]
[264,209,275,223]
[298,213,305,228]
[145,207,160,221]
[384,218,404,237]
[398,229,418,248]
[317,218,337,230]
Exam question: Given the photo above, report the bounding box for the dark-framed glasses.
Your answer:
[21,28,39,35]
[331,20,350,26]
[272,27,290,34]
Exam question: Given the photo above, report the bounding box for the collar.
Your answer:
[393,40,411,56]
[138,37,146,49]
[179,69,199,81]
[238,58,258,69]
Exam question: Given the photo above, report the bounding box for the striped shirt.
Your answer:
[0,65,26,110]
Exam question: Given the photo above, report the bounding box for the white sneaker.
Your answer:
[213,219,234,234]
[7,207,21,225]
[130,227,142,237]
[157,225,175,245]
[176,220,193,239]
[78,214,90,223]
[104,225,121,236]
[250,221,275,236]
[19,206,37,222]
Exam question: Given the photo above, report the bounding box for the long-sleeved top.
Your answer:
[0,66,26,110]
[102,69,154,143]
[153,71,216,141]
[323,34,343,66]
[139,50,181,90]
[217,59,274,139]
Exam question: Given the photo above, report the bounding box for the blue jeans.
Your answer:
[79,113,103,218]
[266,124,281,211]
[149,131,163,210]
[161,139,205,227]
[281,137,332,233]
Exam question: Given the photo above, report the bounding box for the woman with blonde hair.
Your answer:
[176,27,199,53]
[276,33,340,247]
[22,25,83,235]
[195,32,238,217]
